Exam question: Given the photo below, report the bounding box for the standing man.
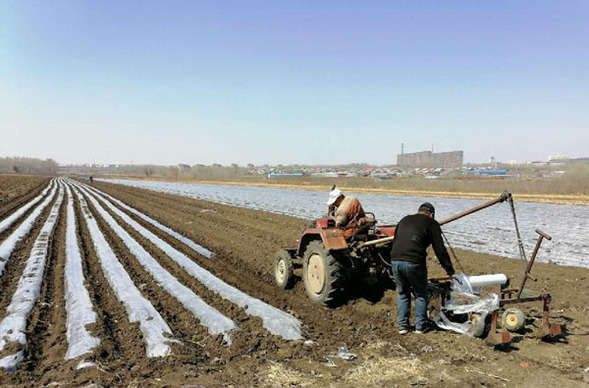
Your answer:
[326,187,365,227]
[390,202,454,334]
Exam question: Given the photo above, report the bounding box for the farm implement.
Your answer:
[428,228,562,346]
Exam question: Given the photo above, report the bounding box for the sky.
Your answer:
[1,1,588,166]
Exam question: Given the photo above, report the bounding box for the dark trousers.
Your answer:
[392,260,428,331]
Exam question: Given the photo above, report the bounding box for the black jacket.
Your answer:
[390,213,455,275]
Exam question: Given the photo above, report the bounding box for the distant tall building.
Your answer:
[397,150,463,168]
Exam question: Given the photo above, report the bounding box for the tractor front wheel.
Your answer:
[274,249,295,289]
[302,240,344,307]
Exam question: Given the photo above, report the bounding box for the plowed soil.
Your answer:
[0,175,49,219]
[0,177,588,387]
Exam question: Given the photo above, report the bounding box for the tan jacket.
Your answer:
[335,196,365,227]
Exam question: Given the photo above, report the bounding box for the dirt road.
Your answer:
[0,177,587,387]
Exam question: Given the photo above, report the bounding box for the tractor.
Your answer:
[273,212,397,306]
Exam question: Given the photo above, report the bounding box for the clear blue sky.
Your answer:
[1,1,588,165]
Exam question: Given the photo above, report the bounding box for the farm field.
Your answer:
[99,173,589,206]
[0,176,588,387]
[101,178,589,269]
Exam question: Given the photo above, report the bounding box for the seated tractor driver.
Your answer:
[326,188,366,228]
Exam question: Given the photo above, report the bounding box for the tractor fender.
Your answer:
[376,225,396,237]
[297,229,348,256]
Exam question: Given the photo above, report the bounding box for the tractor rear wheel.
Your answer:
[302,240,344,307]
[274,249,295,289]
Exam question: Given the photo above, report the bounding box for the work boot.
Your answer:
[415,320,435,334]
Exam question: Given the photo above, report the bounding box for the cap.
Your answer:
[327,188,343,205]
[418,202,435,215]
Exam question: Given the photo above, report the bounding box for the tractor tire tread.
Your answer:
[303,240,344,307]
[274,249,295,289]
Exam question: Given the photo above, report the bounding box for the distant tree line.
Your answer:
[113,163,253,180]
[0,157,58,175]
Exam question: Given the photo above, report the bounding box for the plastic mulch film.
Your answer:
[433,273,500,336]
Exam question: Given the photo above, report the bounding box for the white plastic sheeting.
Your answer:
[73,181,303,341]
[0,182,64,371]
[82,184,214,258]
[63,184,100,360]
[444,293,500,315]
[72,183,238,343]
[0,179,58,277]
[72,185,174,357]
[0,180,53,234]
[433,273,501,336]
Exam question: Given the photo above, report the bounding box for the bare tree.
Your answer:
[144,166,155,178]
[167,166,179,180]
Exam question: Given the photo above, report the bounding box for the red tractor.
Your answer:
[273,212,397,306]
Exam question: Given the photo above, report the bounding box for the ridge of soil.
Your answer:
[0,176,50,220]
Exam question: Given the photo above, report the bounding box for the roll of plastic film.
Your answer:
[467,274,508,288]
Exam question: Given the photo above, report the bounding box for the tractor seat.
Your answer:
[359,216,376,228]
[342,216,377,240]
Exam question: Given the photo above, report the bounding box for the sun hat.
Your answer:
[327,188,343,205]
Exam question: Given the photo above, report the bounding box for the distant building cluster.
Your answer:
[397,150,464,168]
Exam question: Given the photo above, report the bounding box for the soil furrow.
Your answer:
[0,196,59,323]
[71,188,148,373]
[82,189,216,346]
[86,184,226,258]
[77,183,316,376]
[0,177,49,221]
[21,186,68,380]
[91,181,301,280]
[93,192,295,348]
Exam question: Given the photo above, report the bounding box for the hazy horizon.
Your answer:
[2,1,588,166]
